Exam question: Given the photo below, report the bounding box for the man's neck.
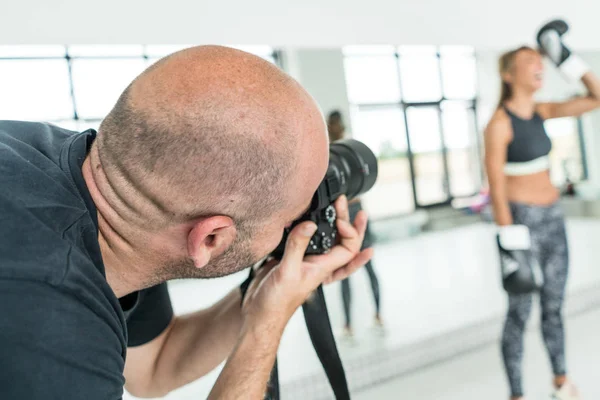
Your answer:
[96,216,143,298]
[81,149,152,298]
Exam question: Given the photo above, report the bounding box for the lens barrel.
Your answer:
[327,139,378,202]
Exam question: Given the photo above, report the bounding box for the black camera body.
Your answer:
[272,139,378,258]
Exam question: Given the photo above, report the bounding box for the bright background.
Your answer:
[4,2,600,399]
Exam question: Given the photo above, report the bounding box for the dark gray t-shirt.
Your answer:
[0,121,173,399]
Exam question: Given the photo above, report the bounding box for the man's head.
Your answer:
[94,46,328,283]
[327,110,345,142]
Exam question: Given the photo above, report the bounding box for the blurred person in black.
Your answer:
[327,110,384,342]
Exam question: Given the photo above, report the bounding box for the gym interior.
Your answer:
[1,1,599,399]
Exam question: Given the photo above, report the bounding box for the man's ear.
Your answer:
[187,216,236,268]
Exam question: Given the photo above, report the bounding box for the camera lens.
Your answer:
[269,138,378,259]
[328,139,378,201]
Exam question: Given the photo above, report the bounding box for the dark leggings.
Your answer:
[341,260,380,327]
[341,201,381,328]
[501,202,569,398]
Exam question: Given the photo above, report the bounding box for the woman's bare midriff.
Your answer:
[505,170,560,205]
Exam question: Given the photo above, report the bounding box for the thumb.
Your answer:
[280,221,318,265]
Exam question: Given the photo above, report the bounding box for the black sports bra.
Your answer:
[504,106,552,163]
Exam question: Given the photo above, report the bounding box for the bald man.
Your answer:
[0,46,371,399]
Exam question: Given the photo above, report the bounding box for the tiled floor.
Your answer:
[125,218,600,400]
[354,307,600,400]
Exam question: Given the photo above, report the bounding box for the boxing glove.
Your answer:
[537,19,590,82]
[497,225,544,294]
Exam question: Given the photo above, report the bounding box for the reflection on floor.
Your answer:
[125,218,600,400]
[354,307,600,400]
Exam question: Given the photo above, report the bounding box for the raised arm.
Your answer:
[537,71,600,119]
[536,19,600,119]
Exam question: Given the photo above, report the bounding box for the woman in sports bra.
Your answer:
[485,40,600,400]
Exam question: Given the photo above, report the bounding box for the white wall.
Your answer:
[578,54,600,188]
[282,48,353,133]
[2,0,600,50]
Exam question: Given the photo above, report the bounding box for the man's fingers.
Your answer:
[305,244,372,283]
[334,195,349,223]
[279,201,369,286]
[281,221,317,265]
[352,210,368,234]
[336,211,367,241]
[336,218,359,239]
[324,248,374,284]
[335,210,367,255]
[336,209,367,241]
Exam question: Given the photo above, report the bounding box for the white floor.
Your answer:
[355,307,600,400]
[125,218,600,400]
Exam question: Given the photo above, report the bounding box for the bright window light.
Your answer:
[0,59,73,121]
[71,59,147,119]
[344,56,401,104]
[67,45,145,57]
[0,45,66,58]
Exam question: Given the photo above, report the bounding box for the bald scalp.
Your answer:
[97,46,319,231]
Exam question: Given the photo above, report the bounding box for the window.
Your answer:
[350,105,414,216]
[398,46,442,102]
[442,101,480,197]
[545,117,586,185]
[406,106,447,205]
[344,46,481,218]
[0,59,73,121]
[345,56,401,104]
[71,58,148,120]
[0,45,280,132]
[440,46,477,99]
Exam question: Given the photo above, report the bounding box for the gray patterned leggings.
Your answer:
[501,202,569,398]
[341,260,380,327]
[341,201,380,328]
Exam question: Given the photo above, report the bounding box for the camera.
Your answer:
[272,139,378,258]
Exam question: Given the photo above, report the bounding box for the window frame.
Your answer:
[0,45,281,130]
[345,47,483,215]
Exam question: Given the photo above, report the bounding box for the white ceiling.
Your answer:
[1,0,597,50]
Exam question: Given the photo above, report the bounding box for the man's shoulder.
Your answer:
[0,120,76,163]
[0,121,98,283]
[0,120,83,200]
[0,201,122,335]
[0,120,89,226]
[0,195,86,282]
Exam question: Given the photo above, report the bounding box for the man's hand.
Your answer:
[209,195,372,399]
[242,195,374,326]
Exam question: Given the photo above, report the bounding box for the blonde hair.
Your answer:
[497,46,536,109]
